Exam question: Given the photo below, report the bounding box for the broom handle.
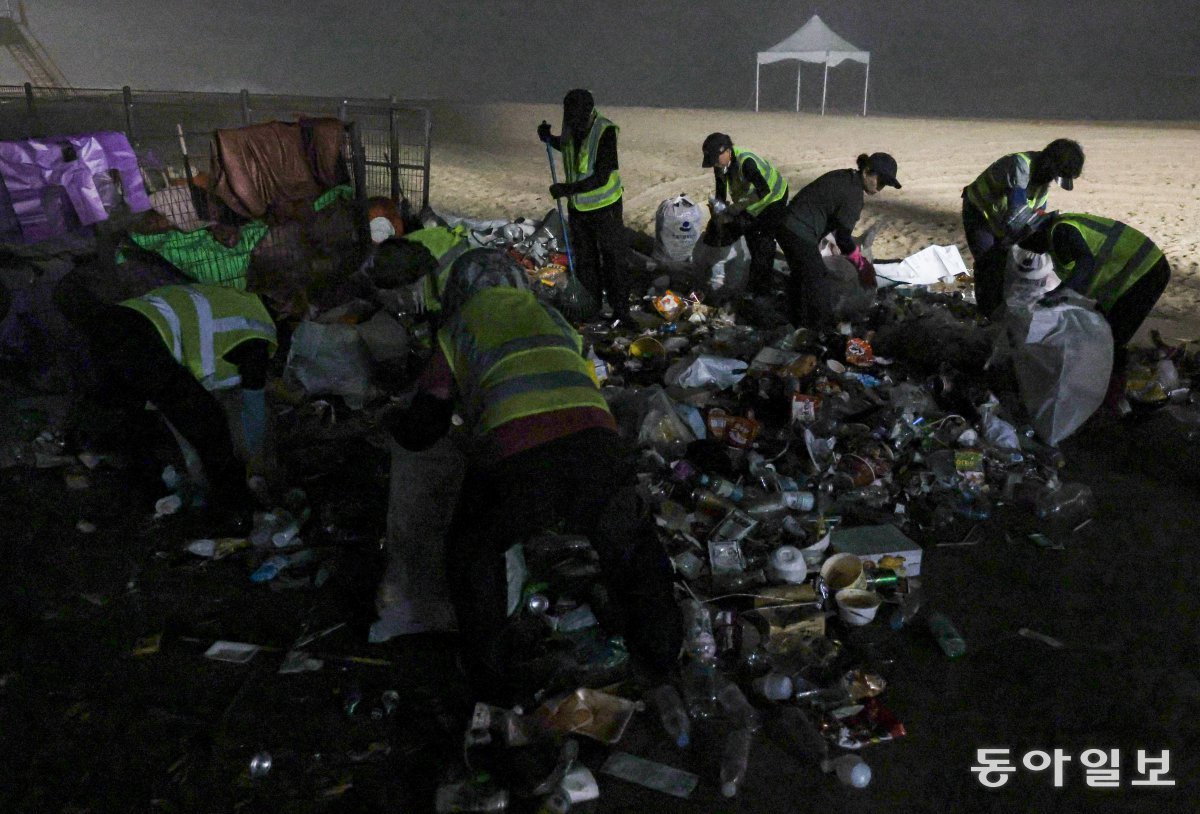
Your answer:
[544,140,576,275]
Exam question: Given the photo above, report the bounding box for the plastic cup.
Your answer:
[835,588,882,626]
[820,553,866,591]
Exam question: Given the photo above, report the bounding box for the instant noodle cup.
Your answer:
[821,552,866,591]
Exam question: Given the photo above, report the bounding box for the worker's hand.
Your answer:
[537,121,553,143]
[549,183,569,199]
[846,247,877,290]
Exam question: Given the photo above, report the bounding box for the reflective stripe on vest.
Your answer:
[437,287,609,435]
[1050,214,1164,310]
[119,284,277,390]
[561,114,623,211]
[421,240,471,312]
[965,152,1050,236]
[728,147,787,217]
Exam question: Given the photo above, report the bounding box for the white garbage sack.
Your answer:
[692,232,750,297]
[1002,290,1112,446]
[370,435,465,641]
[1004,246,1059,307]
[653,195,704,264]
[285,321,373,409]
[666,355,748,389]
[355,311,409,363]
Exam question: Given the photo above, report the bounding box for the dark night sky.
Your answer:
[5,0,1199,119]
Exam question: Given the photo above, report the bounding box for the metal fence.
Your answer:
[0,83,432,209]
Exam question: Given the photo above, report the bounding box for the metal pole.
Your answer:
[338,99,348,122]
[122,85,135,143]
[388,100,400,203]
[795,63,801,112]
[349,120,371,246]
[23,82,36,138]
[421,107,432,210]
[821,56,829,116]
[545,141,575,276]
[863,61,870,116]
[754,61,760,112]
[240,89,251,124]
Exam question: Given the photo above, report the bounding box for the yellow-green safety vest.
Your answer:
[120,284,277,391]
[727,147,788,217]
[965,152,1050,237]
[561,113,623,212]
[406,225,471,313]
[1049,214,1164,311]
[437,286,608,435]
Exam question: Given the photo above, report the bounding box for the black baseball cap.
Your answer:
[702,132,733,168]
[868,152,901,188]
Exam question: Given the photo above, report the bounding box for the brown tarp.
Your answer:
[209,119,347,220]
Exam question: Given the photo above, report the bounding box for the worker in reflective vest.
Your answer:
[701,133,789,295]
[389,248,681,704]
[538,89,630,322]
[962,139,1085,317]
[1022,212,1171,377]
[54,273,277,518]
[365,224,472,318]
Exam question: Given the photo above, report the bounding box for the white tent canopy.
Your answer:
[756,14,870,116]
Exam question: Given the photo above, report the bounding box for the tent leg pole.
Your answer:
[821,59,829,116]
[755,62,761,112]
[863,62,870,116]
[795,63,801,112]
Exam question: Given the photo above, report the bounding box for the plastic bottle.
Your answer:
[700,474,744,503]
[650,684,691,748]
[928,612,967,659]
[720,727,753,798]
[680,659,719,720]
[752,672,793,702]
[716,674,760,731]
[821,754,872,788]
[681,599,717,661]
[769,706,829,763]
[1034,480,1096,529]
[744,491,816,517]
[889,581,924,630]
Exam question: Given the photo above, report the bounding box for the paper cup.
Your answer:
[820,552,866,591]
[835,588,882,626]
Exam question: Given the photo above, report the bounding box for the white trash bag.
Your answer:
[1001,289,1112,446]
[1004,247,1059,308]
[285,321,373,409]
[653,194,704,264]
[692,232,750,298]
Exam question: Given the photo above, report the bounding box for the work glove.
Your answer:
[549,183,569,199]
[846,247,877,290]
[537,121,552,143]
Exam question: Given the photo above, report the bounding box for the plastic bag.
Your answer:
[285,321,372,409]
[654,194,704,264]
[667,355,749,389]
[1004,246,1059,307]
[692,229,750,298]
[1002,290,1112,445]
[637,388,696,453]
[371,436,465,641]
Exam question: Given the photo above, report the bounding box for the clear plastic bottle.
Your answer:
[744,491,816,517]
[769,706,828,764]
[716,674,760,731]
[1034,480,1096,530]
[700,474,744,503]
[752,672,793,702]
[889,580,924,630]
[681,599,717,661]
[720,727,753,798]
[650,684,691,748]
[680,659,719,720]
[928,611,966,659]
[821,754,872,788]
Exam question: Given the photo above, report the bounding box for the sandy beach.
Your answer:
[429,103,1200,341]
